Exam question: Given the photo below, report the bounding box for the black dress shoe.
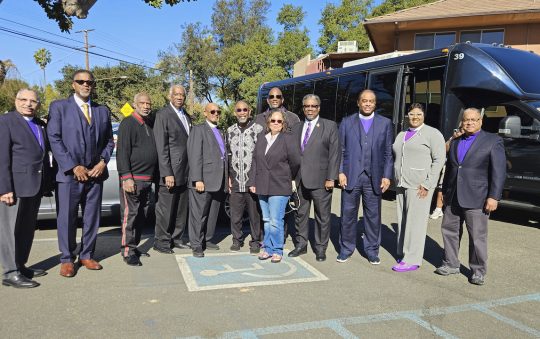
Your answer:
[173,243,191,250]
[20,266,47,278]
[124,255,142,266]
[316,253,327,262]
[134,249,150,257]
[153,245,174,254]
[205,242,220,250]
[2,274,40,288]
[288,247,307,257]
[192,249,205,258]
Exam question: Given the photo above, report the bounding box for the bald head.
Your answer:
[204,102,221,124]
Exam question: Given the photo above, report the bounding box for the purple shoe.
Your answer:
[392,262,419,272]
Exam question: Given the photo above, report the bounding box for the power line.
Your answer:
[0,26,181,76]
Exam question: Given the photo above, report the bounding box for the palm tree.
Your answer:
[33,48,52,87]
[0,59,15,85]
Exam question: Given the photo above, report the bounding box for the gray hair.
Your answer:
[463,107,482,117]
[168,84,186,96]
[302,94,320,106]
[15,88,40,102]
[133,92,151,105]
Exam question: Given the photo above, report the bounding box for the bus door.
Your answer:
[367,66,404,135]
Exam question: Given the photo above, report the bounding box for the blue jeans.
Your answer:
[258,195,288,256]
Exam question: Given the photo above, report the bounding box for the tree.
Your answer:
[370,0,437,18]
[0,59,16,85]
[33,48,52,88]
[318,0,373,53]
[0,79,30,114]
[33,0,196,32]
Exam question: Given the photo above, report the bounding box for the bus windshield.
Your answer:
[479,46,540,94]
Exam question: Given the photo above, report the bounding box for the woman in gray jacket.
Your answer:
[392,103,446,272]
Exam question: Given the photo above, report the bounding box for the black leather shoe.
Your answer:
[124,255,142,266]
[153,245,174,254]
[205,242,220,250]
[134,249,150,257]
[316,253,327,262]
[173,243,191,250]
[192,249,205,258]
[20,266,47,278]
[2,274,40,288]
[288,247,307,257]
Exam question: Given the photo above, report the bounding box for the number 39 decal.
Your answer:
[453,53,465,60]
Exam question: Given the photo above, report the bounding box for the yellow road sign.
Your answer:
[120,102,134,117]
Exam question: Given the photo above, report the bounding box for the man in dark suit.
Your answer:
[290,94,340,262]
[187,103,228,258]
[435,108,506,285]
[337,89,393,264]
[153,85,192,254]
[255,87,300,133]
[48,70,115,277]
[0,89,52,288]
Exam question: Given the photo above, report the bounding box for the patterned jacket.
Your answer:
[227,120,263,192]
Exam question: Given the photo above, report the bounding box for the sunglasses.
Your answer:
[268,94,282,99]
[235,108,249,112]
[209,110,222,115]
[74,80,95,86]
[303,104,319,109]
[270,119,283,124]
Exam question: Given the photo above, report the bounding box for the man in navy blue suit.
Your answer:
[337,90,393,264]
[48,70,115,277]
[0,89,53,288]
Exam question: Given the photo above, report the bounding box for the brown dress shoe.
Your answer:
[59,263,75,277]
[79,259,103,270]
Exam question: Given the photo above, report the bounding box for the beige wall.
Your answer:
[393,23,540,54]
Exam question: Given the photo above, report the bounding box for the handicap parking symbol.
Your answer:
[175,252,328,291]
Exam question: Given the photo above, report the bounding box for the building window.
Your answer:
[415,32,456,50]
[460,29,504,44]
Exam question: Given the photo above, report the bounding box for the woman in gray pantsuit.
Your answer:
[392,103,446,272]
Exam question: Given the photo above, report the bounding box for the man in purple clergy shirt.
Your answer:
[435,108,506,286]
[187,103,228,258]
[337,90,393,265]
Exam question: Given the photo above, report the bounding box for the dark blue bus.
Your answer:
[257,43,540,211]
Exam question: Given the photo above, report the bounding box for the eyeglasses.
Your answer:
[235,108,249,112]
[73,80,95,86]
[462,118,481,123]
[209,110,222,115]
[268,94,282,99]
[270,119,283,124]
[16,98,39,105]
[303,104,319,109]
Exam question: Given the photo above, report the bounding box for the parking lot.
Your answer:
[1,196,539,339]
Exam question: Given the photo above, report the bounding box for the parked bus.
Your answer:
[257,43,540,212]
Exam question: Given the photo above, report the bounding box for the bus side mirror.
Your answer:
[498,116,521,138]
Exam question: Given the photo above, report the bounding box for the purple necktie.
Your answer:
[404,129,416,141]
[27,118,43,150]
[212,127,225,158]
[301,122,311,152]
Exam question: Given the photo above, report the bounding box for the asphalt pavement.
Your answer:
[1,195,539,339]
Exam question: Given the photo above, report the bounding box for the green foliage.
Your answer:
[0,79,30,114]
[33,48,52,70]
[318,0,373,53]
[34,83,62,117]
[33,0,195,32]
[370,0,437,18]
[276,4,305,32]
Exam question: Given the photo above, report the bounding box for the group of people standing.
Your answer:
[0,68,506,289]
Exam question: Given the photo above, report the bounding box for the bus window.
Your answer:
[409,65,444,130]
[483,104,539,136]
[292,82,314,115]
[368,70,399,122]
[314,77,338,121]
[335,73,367,124]
[258,84,294,114]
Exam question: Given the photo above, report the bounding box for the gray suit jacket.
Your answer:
[153,104,192,186]
[187,122,228,192]
[293,118,341,189]
[392,124,446,190]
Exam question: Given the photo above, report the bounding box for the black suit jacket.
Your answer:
[0,111,53,197]
[443,130,506,209]
[187,122,228,192]
[153,104,192,186]
[251,132,301,196]
[293,118,341,189]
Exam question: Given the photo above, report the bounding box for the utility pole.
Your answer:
[76,29,95,70]
[188,69,195,109]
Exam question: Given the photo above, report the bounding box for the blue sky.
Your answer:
[0,0,377,86]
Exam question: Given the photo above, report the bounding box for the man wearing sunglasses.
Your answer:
[290,94,341,262]
[187,103,228,258]
[227,101,263,254]
[153,85,192,254]
[255,87,300,133]
[48,70,115,277]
